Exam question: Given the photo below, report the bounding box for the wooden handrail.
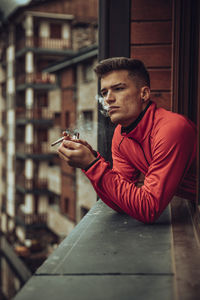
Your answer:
[16,36,71,51]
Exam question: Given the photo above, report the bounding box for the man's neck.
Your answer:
[121,101,152,134]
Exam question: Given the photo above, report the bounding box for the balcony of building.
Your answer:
[0,46,7,68]
[16,142,54,161]
[15,209,47,229]
[15,36,74,57]
[16,175,47,190]
[16,72,57,91]
[16,175,53,196]
[1,82,6,100]
[16,107,54,127]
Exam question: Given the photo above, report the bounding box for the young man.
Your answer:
[58,58,196,223]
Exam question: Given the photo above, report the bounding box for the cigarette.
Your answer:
[51,137,64,146]
[51,132,80,147]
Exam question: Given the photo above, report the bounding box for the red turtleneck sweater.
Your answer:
[83,102,196,223]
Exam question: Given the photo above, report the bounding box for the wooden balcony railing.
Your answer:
[38,37,71,49]
[25,178,48,190]
[17,209,47,226]
[16,72,56,86]
[17,176,48,190]
[26,143,50,154]
[16,36,71,51]
[16,143,50,155]
[1,47,7,64]
[16,107,53,120]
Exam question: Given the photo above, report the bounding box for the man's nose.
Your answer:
[105,90,115,104]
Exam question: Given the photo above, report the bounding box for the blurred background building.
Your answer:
[0,0,98,298]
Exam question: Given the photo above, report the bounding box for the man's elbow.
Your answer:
[140,208,161,224]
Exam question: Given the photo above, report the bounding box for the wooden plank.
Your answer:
[131,0,172,20]
[171,197,200,299]
[151,92,172,110]
[149,69,171,91]
[131,45,172,67]
[131,21,172,44]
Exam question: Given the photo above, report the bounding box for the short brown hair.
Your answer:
[94,57,150,88]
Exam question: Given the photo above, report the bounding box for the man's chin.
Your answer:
[110,116,131,127]
[109,116,120,124]
[109,112,127,125]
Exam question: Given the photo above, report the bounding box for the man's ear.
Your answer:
[140,86,150,102]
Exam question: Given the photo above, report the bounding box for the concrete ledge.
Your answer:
[14,200,175,300]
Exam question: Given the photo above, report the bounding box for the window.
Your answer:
[49,195,60,212]
[82,110,93,131]
[82,62,94,82]
[54,112,61,126]
[64,197,69,213]
[50,23,62,39]
[65,111,70,129]
[37,92,48,107]
[38,129,48,142]
[173,0,199,207]
[16,127,25,143]
[2,167,6,182]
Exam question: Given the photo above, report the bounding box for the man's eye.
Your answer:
[101,91,107,97]
[115,86,124,91]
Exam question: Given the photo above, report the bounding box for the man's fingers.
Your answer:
[58,141,81,160]
[57,150,69,161]
[57,150,76,168]
[61,134,93,151]
[62,140,81,150]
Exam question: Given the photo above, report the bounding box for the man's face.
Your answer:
[100,70,148,127]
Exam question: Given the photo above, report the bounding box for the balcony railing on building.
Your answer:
[0,47,7,66]
[16,142,51,155]
[1,83,6,99]
[16,72,56,86]
[16,107,53,120]
[17,208,47,227]
[27,143,50,154]
[16,37,71,52]
[17,175,48,190]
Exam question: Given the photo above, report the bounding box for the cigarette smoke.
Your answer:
[95,95,109,117]
[59,95,109,148]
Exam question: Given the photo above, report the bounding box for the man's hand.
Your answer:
[57,138,97,169]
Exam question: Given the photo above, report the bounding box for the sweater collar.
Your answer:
[121,101,156,142]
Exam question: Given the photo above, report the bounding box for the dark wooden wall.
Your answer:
[130,0,172,111]
[98,0,200,207]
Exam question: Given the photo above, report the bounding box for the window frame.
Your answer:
[172,0,200,208]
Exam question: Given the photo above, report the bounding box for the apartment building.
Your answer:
[0,0,98,282]
[45,45,98,223]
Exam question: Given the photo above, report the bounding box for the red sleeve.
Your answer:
[83,121,196,223]
[111,132,140,184]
